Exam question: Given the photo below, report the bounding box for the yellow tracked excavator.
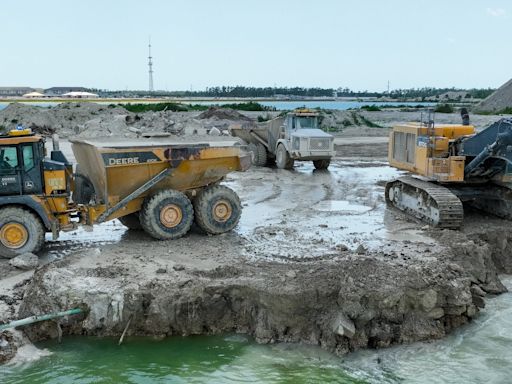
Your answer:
[386,111,512,228]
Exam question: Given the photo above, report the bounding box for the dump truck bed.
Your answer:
[229,125,270,146]
[229,117,285,152]
[70,137,250,205]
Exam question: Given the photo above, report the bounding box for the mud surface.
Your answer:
[1,110,512,362]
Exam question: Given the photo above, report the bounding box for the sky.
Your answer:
[0,0,510,91]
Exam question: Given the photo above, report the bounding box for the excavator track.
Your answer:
[385,176,464,229]
[450,183,512,221]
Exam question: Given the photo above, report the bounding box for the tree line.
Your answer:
[94,86,495,99]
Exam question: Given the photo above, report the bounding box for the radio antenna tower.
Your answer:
[148,37,154,92]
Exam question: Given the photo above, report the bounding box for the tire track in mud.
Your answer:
[254,184,282,205]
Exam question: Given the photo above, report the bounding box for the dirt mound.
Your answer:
[0,102,130,137]
[475,78,512,113]
[0,103,253,138]
[197,107,253,122]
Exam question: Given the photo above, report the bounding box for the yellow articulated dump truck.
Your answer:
[0,128,251,258]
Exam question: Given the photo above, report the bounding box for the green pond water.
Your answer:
[2,277,512,384]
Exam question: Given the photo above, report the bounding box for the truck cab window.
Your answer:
[0,147,18,173]
[297,117,316,129]
[22,145,35,170]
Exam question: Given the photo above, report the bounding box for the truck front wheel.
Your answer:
[313,159,331,170]
[140,190,194,240]
[194,185,242,235]
[276,144,294,169]
[0,207,45,258]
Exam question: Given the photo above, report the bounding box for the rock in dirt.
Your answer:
[333,313,356,338]
[0,332,17,363]
[285,270,297,279]
[208,127,221,136]
[8,253,39,270]
[355,244,367,254]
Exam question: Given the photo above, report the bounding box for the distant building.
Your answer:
[23,91,47,98]
[44,87,89,96]
[0,87,36,97]
[62,91,98,98]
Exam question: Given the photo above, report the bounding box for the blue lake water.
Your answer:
[0,100,435,112]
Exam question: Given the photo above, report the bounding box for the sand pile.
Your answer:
[194,107,256,132]
[475,78,512,113]
[197,107,253,121]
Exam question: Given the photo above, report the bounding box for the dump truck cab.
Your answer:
[0,128,75,257]
[0,131,46,196]
[273,109,335,169]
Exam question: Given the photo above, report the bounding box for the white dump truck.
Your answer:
[230,109,335,170]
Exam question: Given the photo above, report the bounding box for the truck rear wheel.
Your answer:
[248,143,268,167]
[140,190,194,240]
[0,207,44,258]
[313,159,330,170]
[276,144,294,169]
[193,185,241,234]
[118,213,142,230]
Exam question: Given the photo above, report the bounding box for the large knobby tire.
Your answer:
[0,207,45,258]
[255,143,268,167]
[194,185,242,235]
[313,159,331,170]
[118,213,142,230]
[247,143,258,165]
[248,143,268,167]
[140,190,194,240]
[276,144,294,169]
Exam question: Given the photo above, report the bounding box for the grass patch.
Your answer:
[214,102,271,111]
[350,112,361,125]
[497,107,512,114]
[341,118,353,127]
[257,113,273,122]
[476,107,512,115]
[121,102,190,113]
[434,103,454,113]
[360,104,381,112]
[120,101,271,113]
[348,112,382,128]
[359,115,383,128]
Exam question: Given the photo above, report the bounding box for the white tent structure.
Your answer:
[61,91,99,98]
[23,91,45,98]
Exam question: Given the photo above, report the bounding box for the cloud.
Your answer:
[486,8,506,17]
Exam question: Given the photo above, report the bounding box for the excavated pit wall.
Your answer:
[15,228,510,358]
